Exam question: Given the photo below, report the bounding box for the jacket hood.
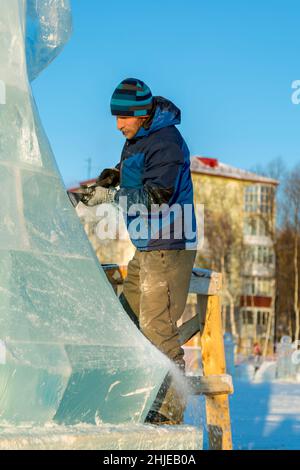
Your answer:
[135,96,181,138]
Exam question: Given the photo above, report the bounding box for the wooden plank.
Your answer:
[187,374,234,396]
[198,294,233,451]
[179,315,200,345]
[180,270,221,344]
[189,269,222,296]
[180,269,222,343]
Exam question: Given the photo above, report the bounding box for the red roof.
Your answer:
[197,157,219,168]
[68,178,97,193]
[191,156,279,185]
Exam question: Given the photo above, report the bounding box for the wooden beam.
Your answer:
[187,374,233,396]
[189,269,222,296]
[198,294,233,451]
[179,315,200,345]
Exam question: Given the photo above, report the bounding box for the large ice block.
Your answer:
[0,0,170,426]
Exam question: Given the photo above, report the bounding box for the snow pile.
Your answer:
[252,361,277,383]
[185,380,300,450]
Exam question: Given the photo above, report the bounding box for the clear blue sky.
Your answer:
[32,0,300,187]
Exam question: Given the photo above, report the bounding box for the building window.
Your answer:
[245,245,275,266]
[242,310,253,325]
[244,278,256,295]
[244,217,257,236]
[243,277,273,296]
[257,311,262,325]
[241,310,256,325]
[242,309,270,327]
[244,185,274,214]
[257,278,272,296]
[244,216,269,236]
[257,310,269,326]
[257,246,275,265]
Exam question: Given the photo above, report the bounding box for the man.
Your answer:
[83,78,197,424]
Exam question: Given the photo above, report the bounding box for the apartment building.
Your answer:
[191,157,278,352]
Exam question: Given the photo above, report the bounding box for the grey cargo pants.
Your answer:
[122,249,196,422]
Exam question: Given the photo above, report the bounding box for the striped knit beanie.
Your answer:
[110,78,153,117]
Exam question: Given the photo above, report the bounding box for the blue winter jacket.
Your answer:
[115,96,197,251]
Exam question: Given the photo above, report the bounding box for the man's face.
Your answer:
[116,116,147,140]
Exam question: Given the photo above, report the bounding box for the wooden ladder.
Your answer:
[180,268,233,450]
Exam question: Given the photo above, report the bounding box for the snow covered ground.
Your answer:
[185,372,300,450]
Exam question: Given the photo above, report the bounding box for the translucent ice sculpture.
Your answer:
[0,0,169,426]
[26,0,73,81]
[276,336,300,380]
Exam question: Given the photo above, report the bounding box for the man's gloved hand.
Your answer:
[96,168,120,188]
[82,186,117,206]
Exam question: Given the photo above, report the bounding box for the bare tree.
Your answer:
[284,166,300,342]
[249,157,284,354]
[274,227,295,340]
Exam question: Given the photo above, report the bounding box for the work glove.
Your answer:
[83,186,117,206]
[67,190,82,208]
[96,168,120,188]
